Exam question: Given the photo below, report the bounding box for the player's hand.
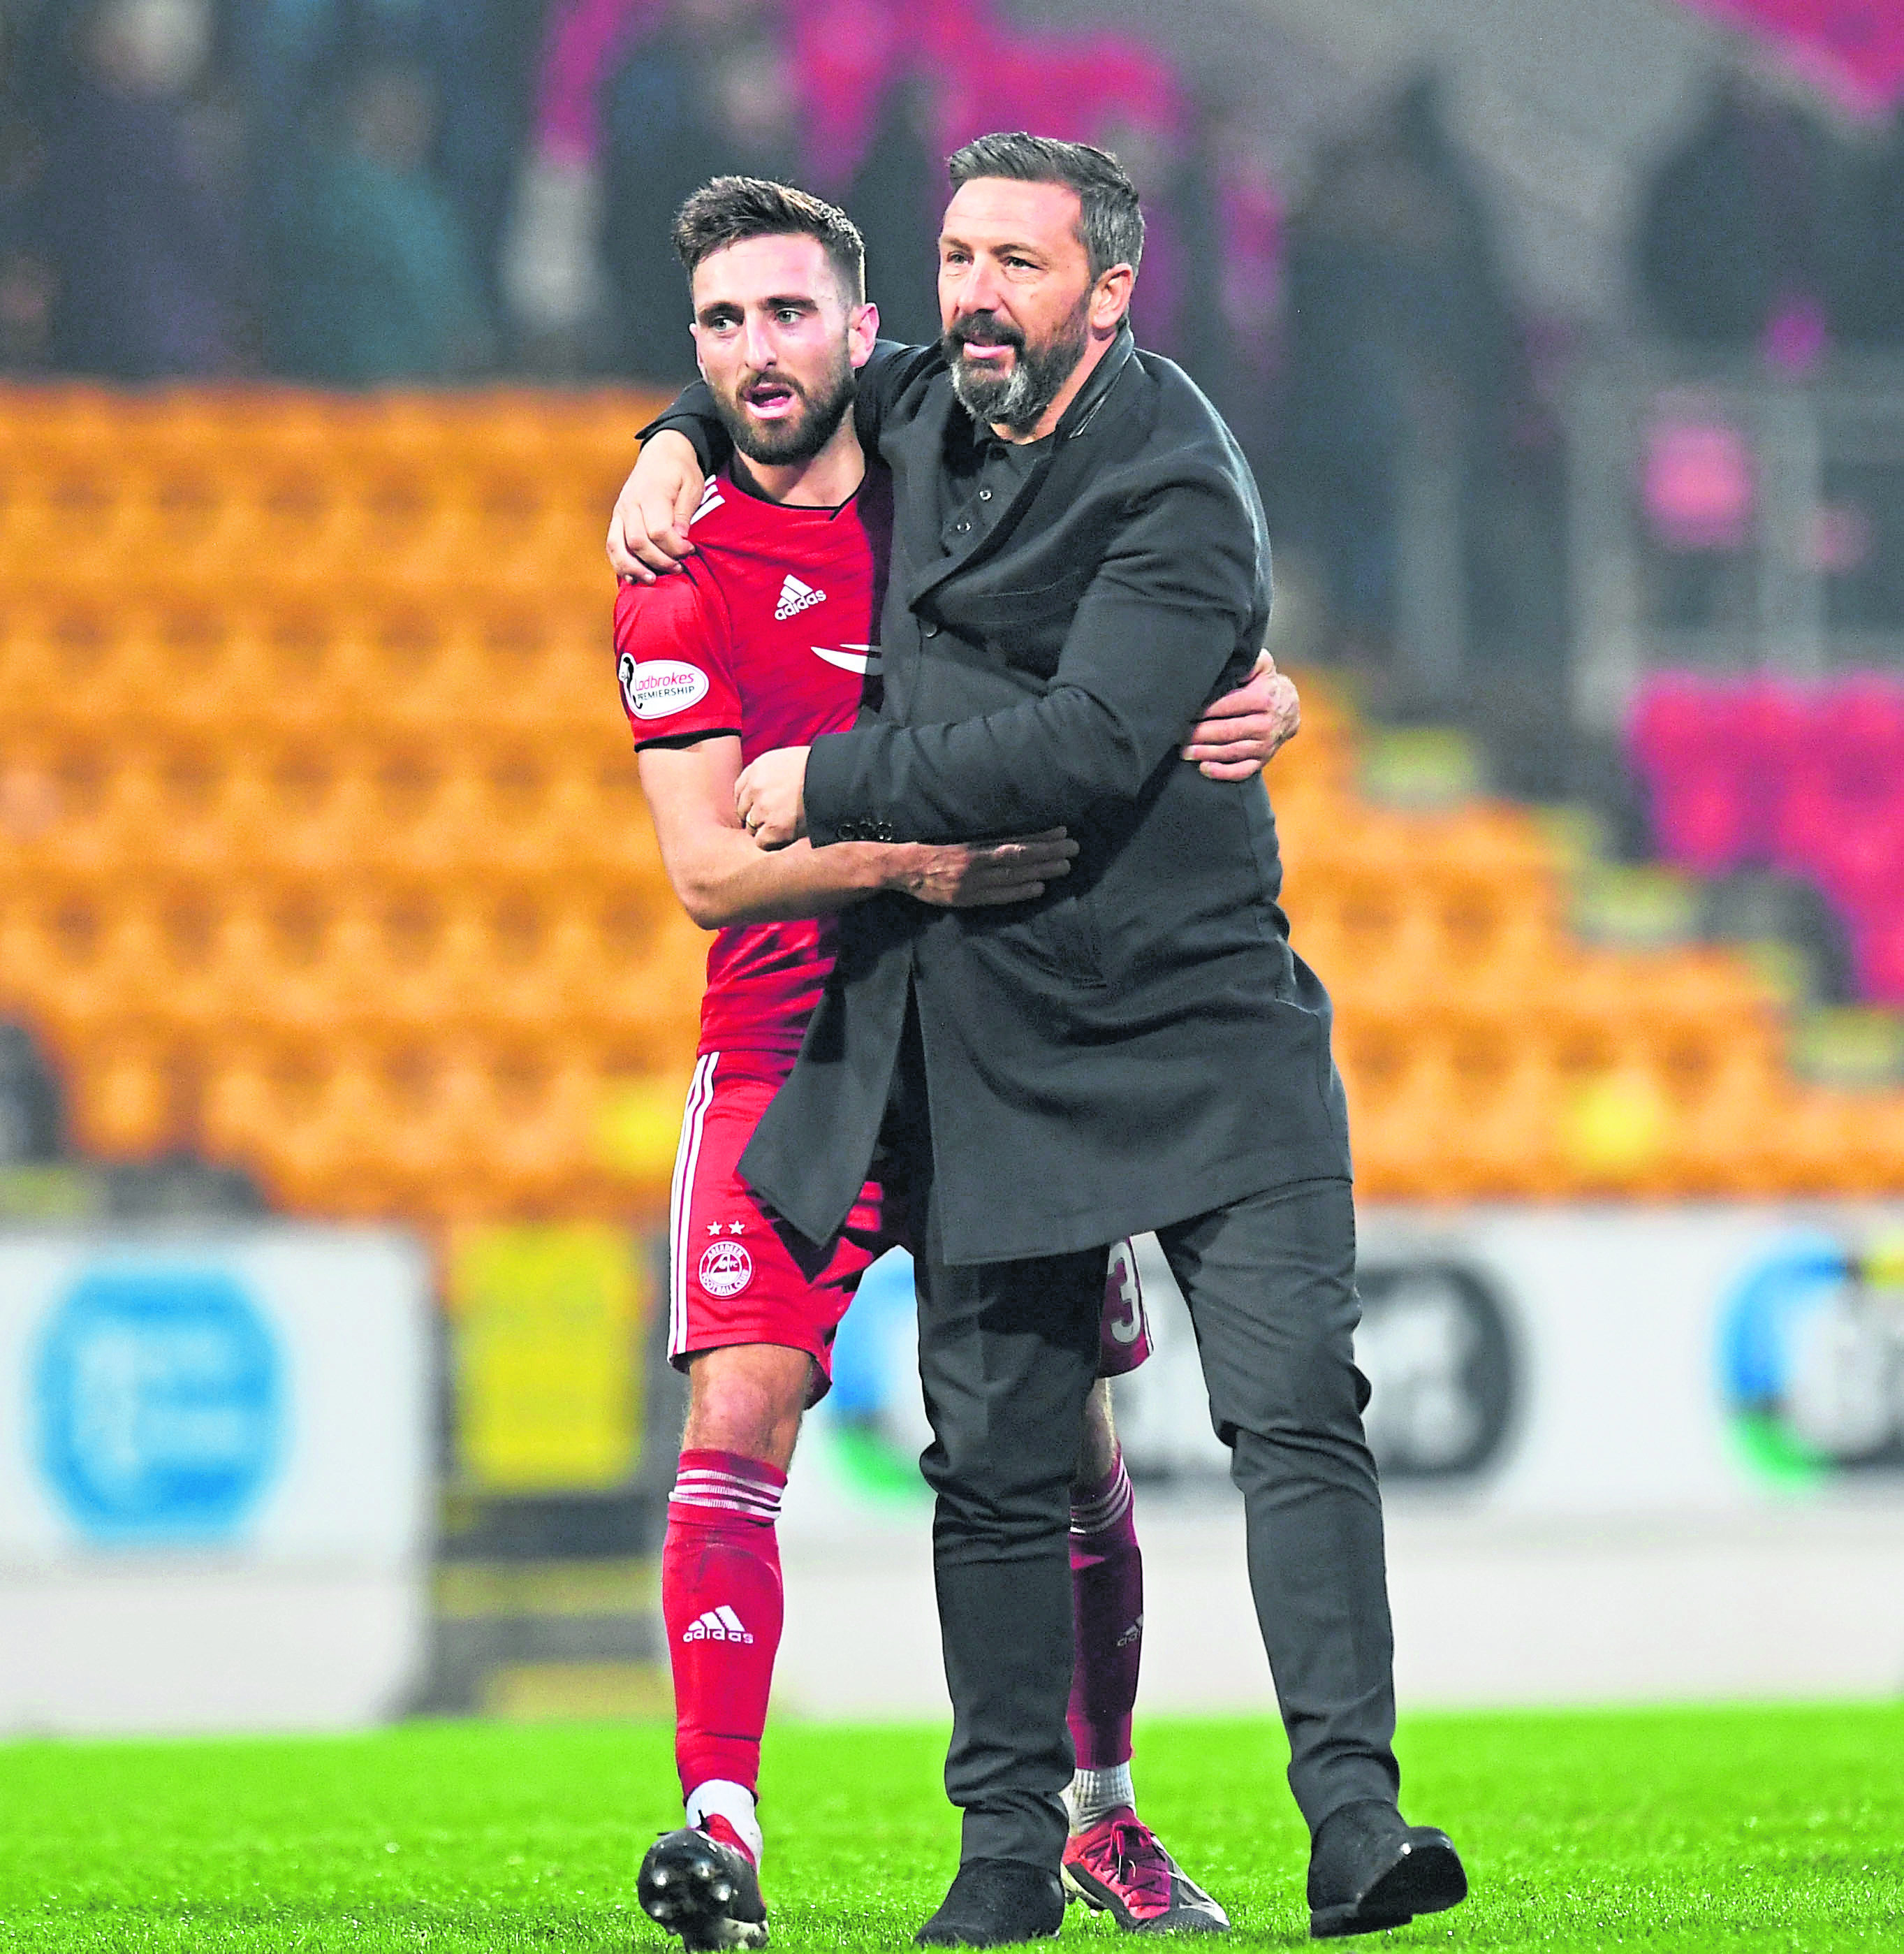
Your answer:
[1180,648,1300,780]
[734,745,810,848]
[606,430,705,582]
[895,830,1078,907]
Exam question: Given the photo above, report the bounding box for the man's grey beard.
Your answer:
[943,299,1090,434]
[713,349,856,465]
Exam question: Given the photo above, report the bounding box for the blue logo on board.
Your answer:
[1718,1232,1904,1486]
[33,1267,283,1541]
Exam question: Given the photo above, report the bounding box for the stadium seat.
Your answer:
[66,1032,180,1160]
[1646,766,1756,875]
[1459,1051,1570,1198]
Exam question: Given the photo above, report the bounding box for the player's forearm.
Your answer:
[668,832,902,928]
[804,476,1259,842]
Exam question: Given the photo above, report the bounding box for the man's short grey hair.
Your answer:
[946,131,1145,280]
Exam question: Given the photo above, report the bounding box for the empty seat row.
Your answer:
[65,1033,694,1223]
[0,752,664,882]
[0,885,704,1045]
[0,524,608,602]
[2,597,620,739]
[1632,673,1904,773]
[1346,1040,1904,1202]
[0,384,661,474]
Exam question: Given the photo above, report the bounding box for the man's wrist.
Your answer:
[879,843,932,896]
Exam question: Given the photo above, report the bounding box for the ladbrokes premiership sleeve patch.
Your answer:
[620,655,710,720]
[612,573,741,747]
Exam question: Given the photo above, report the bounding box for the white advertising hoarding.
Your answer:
[770,1206,1904,1710]
[0,1228,432,1734]
[789,1206,1904,1522]
[1119,1205,1904,1515]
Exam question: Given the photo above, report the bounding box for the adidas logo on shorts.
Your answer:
[775,574,826,621]
[682,1605,755,1645]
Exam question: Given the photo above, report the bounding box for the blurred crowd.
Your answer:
[2,1,1903,693]
[1636,55,1904,368]
[0,0,1224,385]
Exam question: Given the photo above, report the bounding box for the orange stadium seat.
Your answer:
[1458,1051,1571,1199]
[6,885,142,1042]
[66,1032,182,1159]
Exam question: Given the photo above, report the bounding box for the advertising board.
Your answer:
[769,1209,1904,1709]
[0,1228,431,1733]
[900,1207,1904,1519]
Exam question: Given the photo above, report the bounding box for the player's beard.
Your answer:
[942,296,1090,435]
[712,344,857,467]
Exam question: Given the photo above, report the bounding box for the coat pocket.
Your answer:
[973,887,1106,989]
[949,571,1095,671]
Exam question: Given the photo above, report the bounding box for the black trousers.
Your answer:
[894,1040,1400,1865]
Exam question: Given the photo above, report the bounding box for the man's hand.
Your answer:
[1180,649,1301,780]
[606,430,706,582]
[893,831,1078,907]
[735,745,811,847]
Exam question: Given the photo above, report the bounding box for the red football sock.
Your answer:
[664,1448,786,1801]
[1067,1450,1142,1771]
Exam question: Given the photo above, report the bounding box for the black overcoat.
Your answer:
[648,328,1351,1264]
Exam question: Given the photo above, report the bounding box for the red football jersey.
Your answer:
[613,467,891,1065]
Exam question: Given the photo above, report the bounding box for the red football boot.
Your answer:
[1062,1807,1229,1934]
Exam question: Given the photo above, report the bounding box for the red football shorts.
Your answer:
[668,1052,1152,1398]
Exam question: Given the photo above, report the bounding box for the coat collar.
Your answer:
[1050,321,1136,445]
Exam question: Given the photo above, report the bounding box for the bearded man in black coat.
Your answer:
[613,135,1466,1946]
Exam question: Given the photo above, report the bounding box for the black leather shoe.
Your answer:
[1306,1800,1467,1939]
[915,1859,1065,1946]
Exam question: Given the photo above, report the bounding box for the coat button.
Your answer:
[979,488,993,500]
[955,520,970,533]
[922,622,940,637]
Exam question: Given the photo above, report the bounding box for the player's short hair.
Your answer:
[672,176,867,305]
[946,132,1145,279]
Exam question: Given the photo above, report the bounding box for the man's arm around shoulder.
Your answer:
[608,342,935,582]
[793,456,1266,844]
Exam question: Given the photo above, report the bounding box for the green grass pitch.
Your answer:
[1,1705,1900,1951]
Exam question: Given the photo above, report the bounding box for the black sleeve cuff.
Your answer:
[632,727,742,752]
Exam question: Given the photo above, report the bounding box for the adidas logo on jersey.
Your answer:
[775,574,826,621]
[682,1605,755,1645]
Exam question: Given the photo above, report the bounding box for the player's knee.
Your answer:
[682,1344,813,1469]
